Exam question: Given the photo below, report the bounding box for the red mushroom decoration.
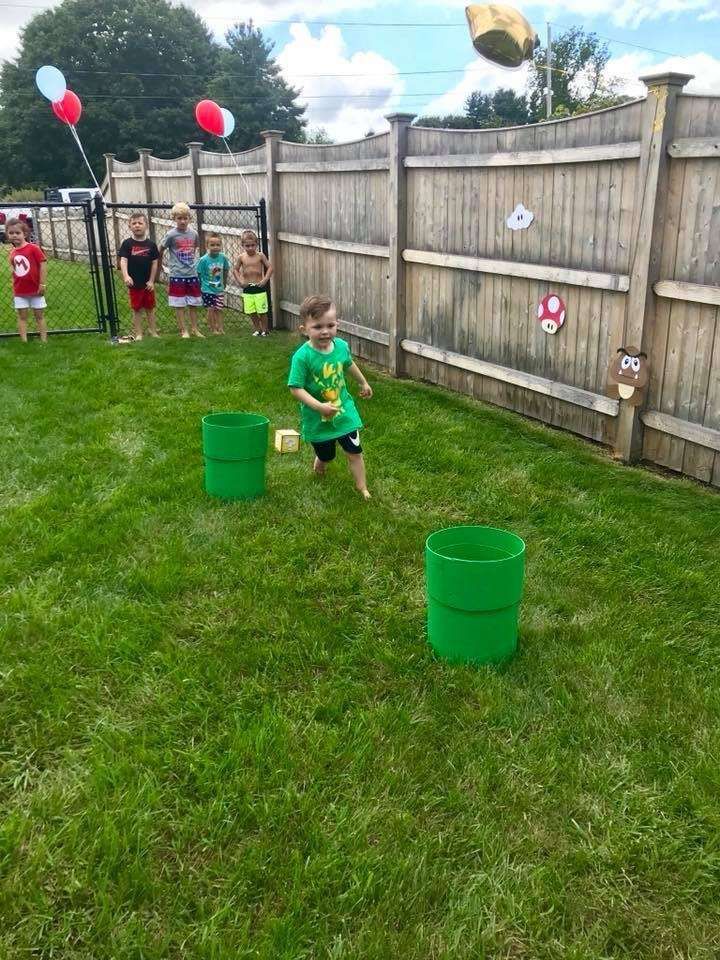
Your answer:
[538,293,566,335]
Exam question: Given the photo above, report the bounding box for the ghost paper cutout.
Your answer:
[607,346,649,406]
[507,203,534,231]
[538,294,566,335]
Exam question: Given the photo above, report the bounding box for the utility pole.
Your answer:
[545,22,553,119]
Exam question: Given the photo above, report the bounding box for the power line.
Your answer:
[548,20,690,60]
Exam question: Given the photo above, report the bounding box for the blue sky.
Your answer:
[3,0,719,140]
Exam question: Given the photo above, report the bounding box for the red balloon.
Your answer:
[52,90,82,126]
[195,99,224,137]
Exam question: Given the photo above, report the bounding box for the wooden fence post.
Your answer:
[614,71,693,462]
[137,148,153,237]
[261,130,283,328]
[104,152,119,253]
[186,141,204,236]
[386,113,415,376]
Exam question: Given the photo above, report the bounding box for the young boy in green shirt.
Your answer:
[287,294,373,500]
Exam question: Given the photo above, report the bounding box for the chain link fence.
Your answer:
[105,202,271,337]
[0,202,104,337]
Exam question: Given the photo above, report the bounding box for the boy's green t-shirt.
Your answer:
[287,337,363,442]
[196,252,230,294]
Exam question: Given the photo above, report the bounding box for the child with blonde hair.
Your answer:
[158,202,203,338]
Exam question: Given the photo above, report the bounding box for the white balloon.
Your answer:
[220,108,235,138]
[36,65,67,103]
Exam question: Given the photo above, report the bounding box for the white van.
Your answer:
[44,187,102,204]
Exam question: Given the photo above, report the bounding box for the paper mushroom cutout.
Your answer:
[607,346,649,406]
[538,294,566,335]
[507,203,534,230]
[465,4,539,69]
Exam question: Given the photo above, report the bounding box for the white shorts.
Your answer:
[168,295,203,308]
[14,295,47,310]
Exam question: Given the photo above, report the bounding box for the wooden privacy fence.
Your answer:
[107,72,720,488]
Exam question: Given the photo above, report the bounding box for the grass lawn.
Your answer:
[2,331,720,959]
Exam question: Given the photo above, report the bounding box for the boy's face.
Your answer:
[207,238,222,255]
[129,217,147,239]
[7,224,27,247]
[302,306,338,347]
[174,212,190,231]
[242,236,257,256]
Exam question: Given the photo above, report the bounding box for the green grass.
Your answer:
[2,332,720,959]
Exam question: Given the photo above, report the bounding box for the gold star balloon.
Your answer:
[465,4,538,69]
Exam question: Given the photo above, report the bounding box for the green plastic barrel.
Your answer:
[425,525,525,664]
[202,412,269,500]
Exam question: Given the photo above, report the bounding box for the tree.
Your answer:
[302,127,333,144]
[413,114,477,130]
[526,27,627,122]
[208,22,305,151]
[0,0,217,189]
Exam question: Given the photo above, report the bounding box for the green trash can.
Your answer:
[425,525,525,664]
[202,412,269,500]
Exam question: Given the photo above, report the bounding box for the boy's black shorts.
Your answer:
[311,430,362,462]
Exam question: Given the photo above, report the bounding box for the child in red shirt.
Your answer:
[6,218,48,342]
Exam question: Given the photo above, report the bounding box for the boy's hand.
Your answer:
[37,284,45,295]
[146,281,154,291]
[123,275,133,287]
[318,402,339,419]
[359,382,373,399]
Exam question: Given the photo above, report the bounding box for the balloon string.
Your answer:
[222,138,254,203]
[68,123,105,200]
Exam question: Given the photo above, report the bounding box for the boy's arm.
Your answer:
[232,255,244,286]
[148,254,158,288]
[290,386,339,419]
[347,361,373,398]
[260,253,273,286]
[38,259,48,293]
[119,256,133,286]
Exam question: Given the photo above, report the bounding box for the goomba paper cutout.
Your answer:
[607,346,649,406]
[507,203,534,230]
[465,4,539,69]
[538,294,566,334]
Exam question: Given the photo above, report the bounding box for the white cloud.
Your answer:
[276,23,403,142]
[420,58,529,118]
[607,51,720,95]
[455,0,719,29]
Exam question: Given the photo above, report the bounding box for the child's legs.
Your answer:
[146,308,158,335]
[131,309,144,338]
[248,310,261,332]
[338,432,368,493]
[311,438,336,475]
[16,308,29,341]
[33,309,47,342]
[344,452,368,493]
[188,306,200,334]
[258,312,269,333]
[175,306,189,334]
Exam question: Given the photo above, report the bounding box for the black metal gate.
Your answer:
[0,199,108,338]
[103,200,272,337]
[1,197,271,340]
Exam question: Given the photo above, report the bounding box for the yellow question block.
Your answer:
[274,429,301,454]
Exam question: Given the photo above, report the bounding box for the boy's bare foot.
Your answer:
[313,457,326,476]
[150,331,160,338]
[135,334,143,341]
[192,329,205,338]
[181,331,190,339]
[359,488,371,500]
